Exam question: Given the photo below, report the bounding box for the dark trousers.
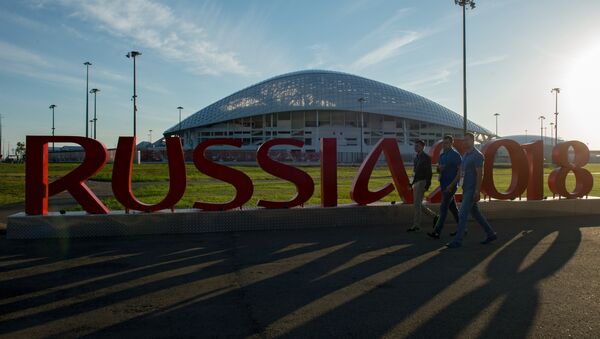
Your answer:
[433,187,460,233]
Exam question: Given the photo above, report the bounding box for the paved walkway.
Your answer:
[0,215,599,338]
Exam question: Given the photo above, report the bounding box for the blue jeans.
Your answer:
[452,189,495,245]
[433,187,458,234]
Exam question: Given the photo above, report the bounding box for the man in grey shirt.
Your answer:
[446,132,497,248]
[408,139,437,232]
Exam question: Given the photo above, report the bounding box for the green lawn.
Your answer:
[1,162,597,209]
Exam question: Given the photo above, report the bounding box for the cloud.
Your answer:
[65,0,251,76]
[306,44,331,69]
[401,69,452,90]
[351,31,421,70]
[0,40,121,90]
[0,41,49,67]
[469,55,508,67]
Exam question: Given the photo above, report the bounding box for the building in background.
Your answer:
[163,70,493,163]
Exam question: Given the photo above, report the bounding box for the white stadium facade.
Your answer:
[162,70,494,162]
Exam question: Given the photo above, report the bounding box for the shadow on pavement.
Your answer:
[0,215,596,338]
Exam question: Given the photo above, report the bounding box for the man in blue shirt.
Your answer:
[447,132,497,248]
[428,135,461,239]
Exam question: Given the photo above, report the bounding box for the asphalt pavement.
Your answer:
[0,215,599,338]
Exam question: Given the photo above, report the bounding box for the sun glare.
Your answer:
[565,45,600,126]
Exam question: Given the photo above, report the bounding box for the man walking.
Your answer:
[408,139,437,232]
[428,135,461,239]
[446,132,497,248]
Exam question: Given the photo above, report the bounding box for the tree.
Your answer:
[15,142,25,162]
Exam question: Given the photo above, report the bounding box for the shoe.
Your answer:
[449,230,468,237]
[427,232,440,239]
[480,233,498,244]
[432,215,439,229]
[407,227,420,232]
[445,242,462,248]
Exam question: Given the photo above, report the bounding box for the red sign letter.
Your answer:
[320,138,337,207]
[256,139,314,208]
[522,140,544,200]
[112,136,186,212]
[350,138,412,205]
[481,139,528,200]
[549,141,593,198]
[193,138,254,211]
[26,136,109,215]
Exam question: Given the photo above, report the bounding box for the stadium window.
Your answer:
[252,116,263,128]
[305,111,317,127]
[332,111,344,126]
[265,114,272,127]
[292,112,304,129]
[370,115,383,129]
[345,112,358,127]
[278,112,291,120]
[318,111,331,126]
[304,138,313,146]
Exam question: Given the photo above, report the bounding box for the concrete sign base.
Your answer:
[7,198,600,239]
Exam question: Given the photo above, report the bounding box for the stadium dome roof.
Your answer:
[164,70,491,135]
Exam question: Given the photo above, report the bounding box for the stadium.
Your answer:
[163,70,493,162]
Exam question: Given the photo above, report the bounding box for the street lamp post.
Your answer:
[455,0,476,135]
[84,62,92,138]
[538,115,546,144]
[551,87,560,146]
[493,113,500,137]
[549,122,555,146]
[177,106,183,136]
[90,88,100,139]
[358,97,366,161]
[49,104,56,151]
[126,51,141,138]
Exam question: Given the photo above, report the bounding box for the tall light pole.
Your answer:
[126,51,141,138]
[177,106,183,136]
[90,88,100,139]
[84,61,92,138]
[493,113,500,137]
[538,115,545,143]
[148,129,153,144]
[549,122,554,145]
[551,87,560,146]
[358,97,366,161]
[455,0,476,135]
[49,104,56,151]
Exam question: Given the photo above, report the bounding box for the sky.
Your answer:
[1,0,600,152]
